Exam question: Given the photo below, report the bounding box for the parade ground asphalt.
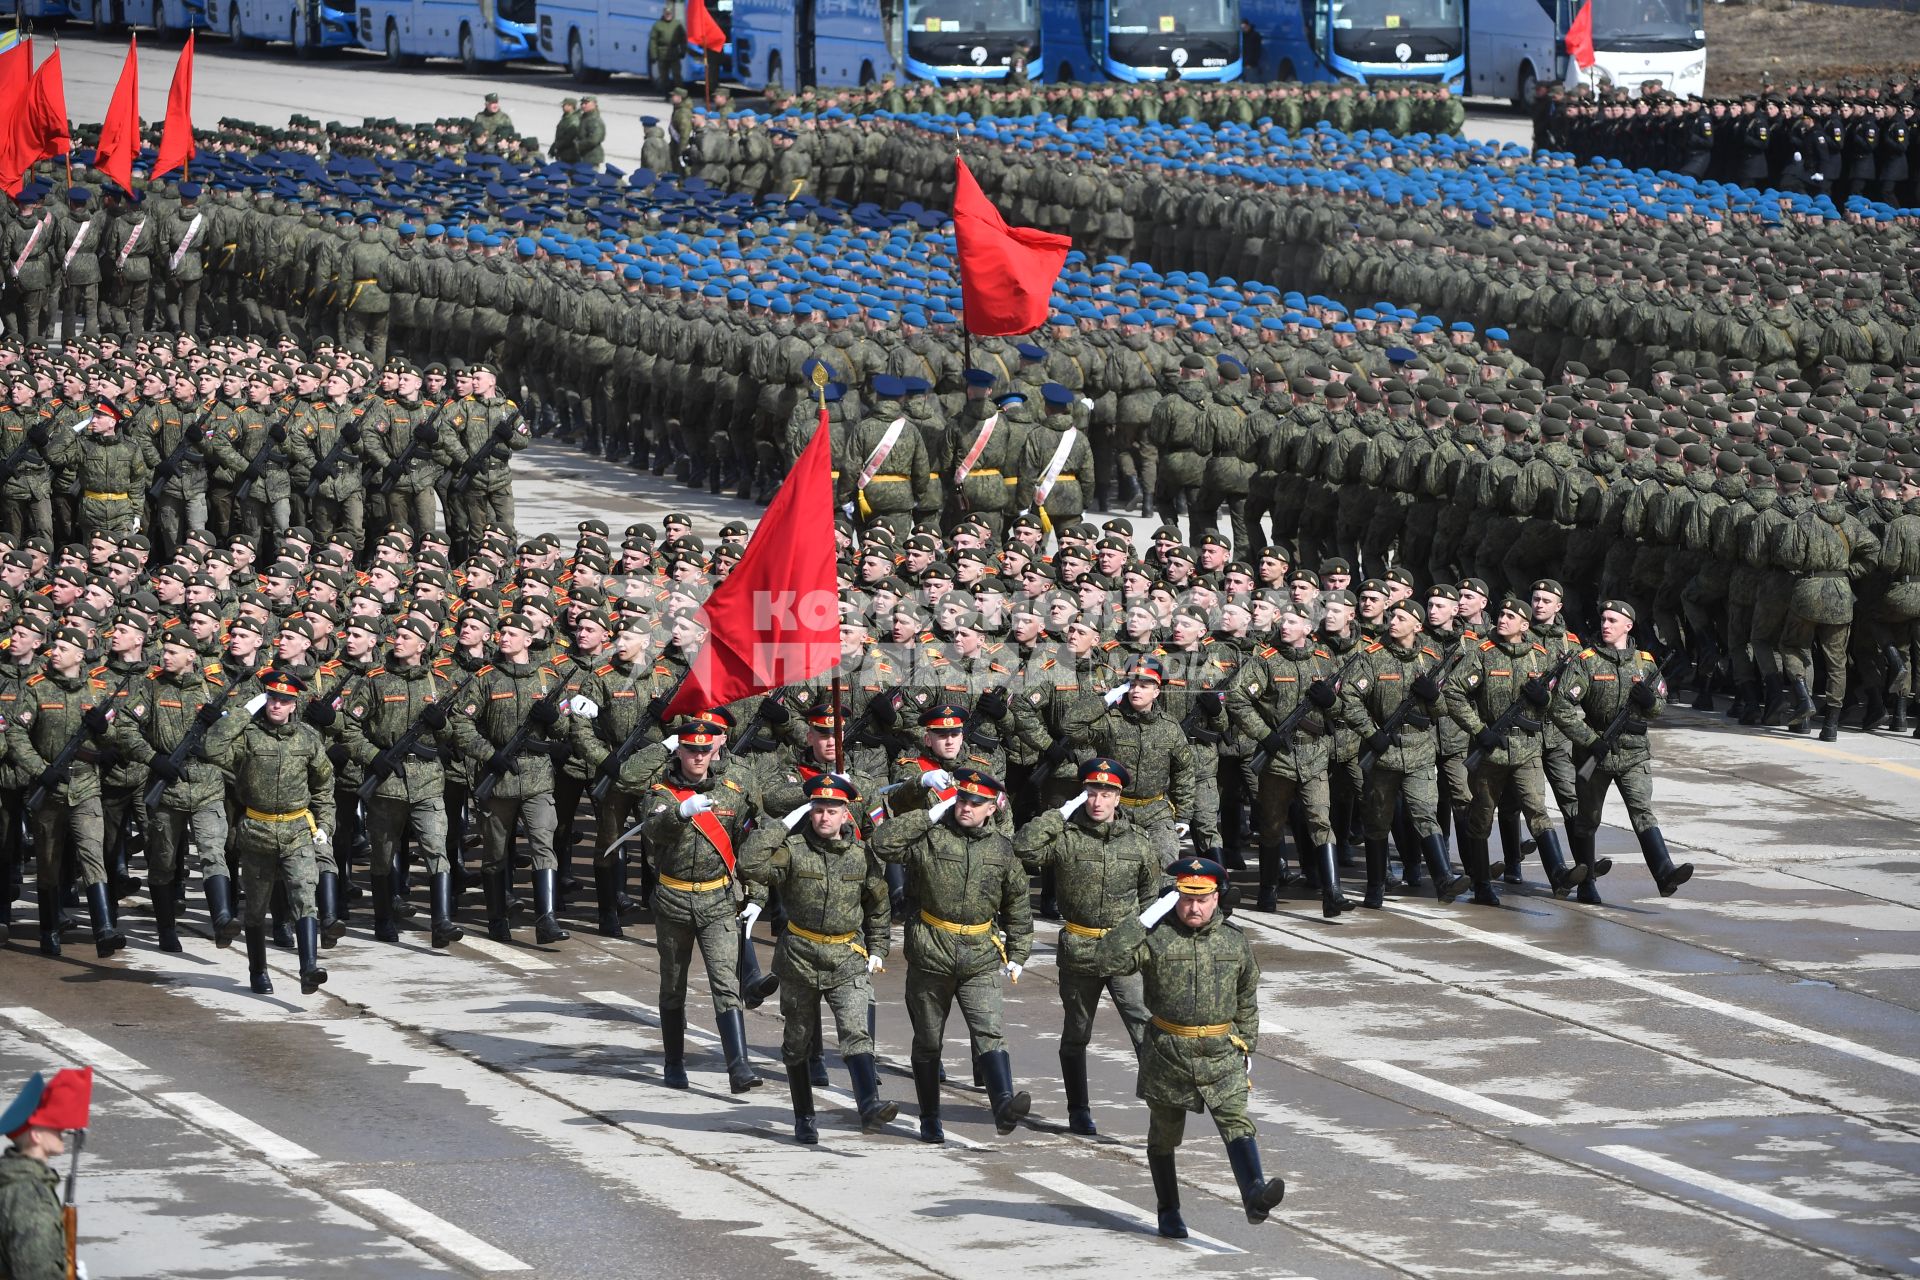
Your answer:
[3,35,1913,1279]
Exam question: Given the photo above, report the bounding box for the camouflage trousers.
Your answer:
[146,804,227,887]
[1779,617,1851,708]
[368,794,449,877]
[656,903,743,1015]
[1253,769,1334,848]
[1463,757,1552,840]
[1361,763,1440,842]
[1058,963,1149,1054]
[233,824,319,928]
[32,797,106,890]
[906,963,1007,1062]
[479,793,556,872]
[1146,1091,1255,1156]
[1571,757,1659,837]
[779,971,875,1066]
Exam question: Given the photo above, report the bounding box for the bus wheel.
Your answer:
[228,5,253,48]
[1516,63,1539,110]
[859,60,875,85]
[1277,58,1295,81]
[460,25,481,73]
[291,10,314,56]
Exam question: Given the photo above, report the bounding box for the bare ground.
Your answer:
[1706,1,1920,94]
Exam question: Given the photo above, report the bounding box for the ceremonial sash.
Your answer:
[12,216,48,276]
[1032,426,1079,508]
[168,214,205,273]
[954,413,1000,485]
[61,220,94,271]
[662,782,735,874]
[913,755,959,801]
[116,220,146,269]
[856,417,908,491]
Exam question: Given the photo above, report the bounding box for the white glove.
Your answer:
[1140,889,1180,928]
[920,768,954,792]
[738,902,762,933]
[866,953,885,975]
[1104,683,1131,708]
[781,801,811,831]
[1173,821,1191,842]
[678,793,713,819]
[927,796,956,825]
[568,694,600,719]
[1057,791,1087,819]
[661,734,679,752]
[1004,961,1023,984]
[245,693,268,715]
[314,828,331,847]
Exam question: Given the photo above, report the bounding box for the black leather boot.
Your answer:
[1535,829,1588,899]
[245,926,273,994]
[296,918,327,994]
[1314,843,1352,918]
[429,871,462,949]
[371,873,399,943]
[37,893,60,957]
[1149,1152,1188,1239]
[1819,704,1840,743]
[1361,838,1389,909]
[1224,1136,1287,1224]
[1420,834,1472,904]
[88,883,125,958]
[978,1049,1029,1136]
[484,865,512,943]
[594,860,623,938]
[1255,844,1284,912]
[153,880,182,953]
[1890,694,1910,732]
[660,1007,689,1088]
[788,1071,818,1145]
[716,1009,761,1093]
[913,1058,944,1143]
[1787,677,1815,733]
[316,870,344,947]
[204,874,238,948]
[846,1052,898,1132]
[1569,828,1605,905]
[1060,1048,1096,1135]
[740,921,778,1009]
[532,868,568,944]
[1459,835,1500,907]
[270,882,293,948]
[1498,806,1525,883]
[1760,674,1790,727]
[1637,826,1694,898]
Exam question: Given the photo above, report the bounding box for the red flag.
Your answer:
[30,1067,93,1131]
[92,35,140,195]
[153,32,195,181]
[686,0,725,52]
[664,410,839,720]
[1564,1,1595,72]
[0,38,30,197]
[951,155,1071,338]
[26,45,71,163]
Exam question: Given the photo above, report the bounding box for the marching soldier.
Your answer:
[1085,656,1196,861]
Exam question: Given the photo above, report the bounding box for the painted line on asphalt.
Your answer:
[814,1086,987,1151]
[156,1091,319,1163]
[1773,739,1920,782]
[1393,904,1920,1080]
[1018,1171,1246,1256]
[341,1188,532,1272]
[0,1007,152,1076]
[1347,1060,1551,1126]
[460,938,555,971]
[1590,1145,1835,1223]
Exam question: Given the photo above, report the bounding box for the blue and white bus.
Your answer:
[1466,0,1702,104]
[1043,0,1239,82]
[536,0,665,82]
[223,0,360,50]
[730,0,896,90]
[358,0,537,67]
[1242,0,1462,88]
[902,0,1042,81]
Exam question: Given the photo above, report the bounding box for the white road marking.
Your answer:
[0,1007,152,1075]
[1394,905,1920,1080]
[1017,1171,1246,1256]
[342,1188,532,1272]
[460,938,555,971]
[1347,1060,1551,1126]
[1591,1145,1835,1222]
[815,1086,986,1150]
[156,1091,320,1162]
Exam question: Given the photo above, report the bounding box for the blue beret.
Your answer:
[964,369,996,389]
[1486,327,1510,341]
[1016,343,1046,361]
[1041,382,1073,407]
[872,374,907,399]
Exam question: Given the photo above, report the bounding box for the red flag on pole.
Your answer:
[92,35,140,195]
[153,32,195,181]
[1564,0,1595,72]
[686,0,725,52]
[664,411,840,720]
[0,38,31,197]
[30,1067,93,1131]
[27,45,70,163]
[951,155,1071,338]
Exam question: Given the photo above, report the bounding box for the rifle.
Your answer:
[230,423,289,507]
[63,1128,85,1280]
[472,669,574,805]
[142,680,237,808]
[300,420,363,501]
[1576,651,1686,781]
[1462,649,1578,773]
[1248,649,1369,774]
[588,683,680,805]
[144,421,206,503]
[1357,646,1469,773]
[0,424,48,487]
[29,673,138,811]
[357,670,478,803]
[375,420,440,496]
[448,410,524,495]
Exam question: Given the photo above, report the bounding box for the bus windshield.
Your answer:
[1106,0,1241,68]
[907,0,1040,67]
[1592,0,1702,50]
[1327,0,1462,63]
[912,0,1037,33]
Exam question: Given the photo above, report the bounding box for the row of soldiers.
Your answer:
[1537,84,1919,204]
